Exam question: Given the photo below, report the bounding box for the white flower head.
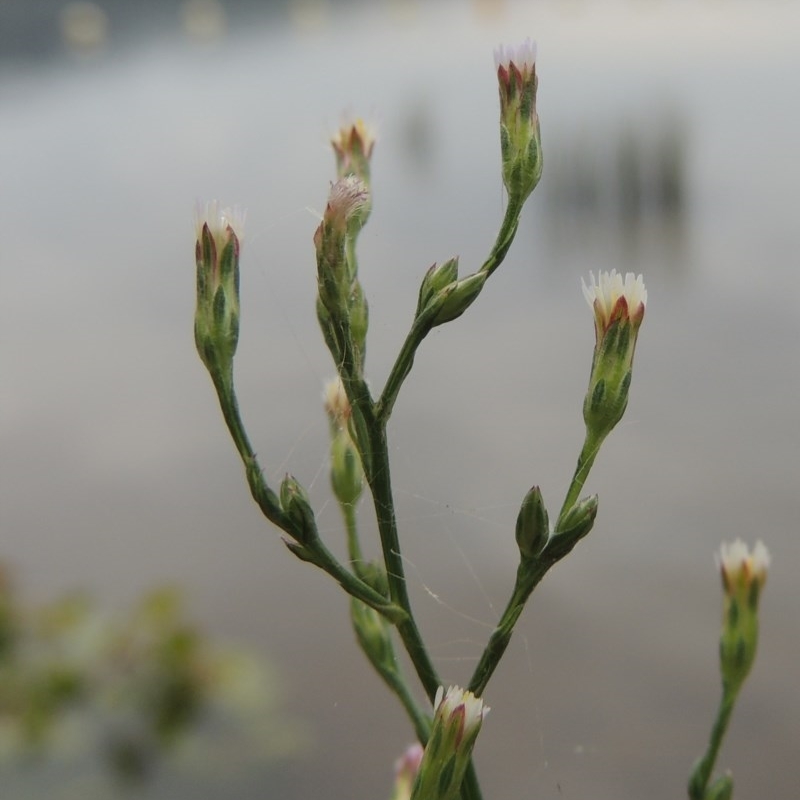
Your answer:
[194,199,246,244]
[494,38,537,74]
[717,539,770,592]
[582,270,647,335]
[433,685,488,747]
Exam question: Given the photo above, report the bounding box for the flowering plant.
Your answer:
[192,40,768,800]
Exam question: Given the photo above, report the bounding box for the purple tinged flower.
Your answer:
[494,38,537,82]
[432,685,488,750]
[193,200,245,373]
[390,743,424,800]
[410,686,489,800]
[194,200,246,249]
[493,38,542,202]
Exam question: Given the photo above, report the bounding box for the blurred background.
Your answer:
[1,0,798,798]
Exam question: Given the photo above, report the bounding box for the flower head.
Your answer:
[494,38,542,202]
[332,116,376,182]
[194,200,246,249]
[411,686,488,800]
[580,270,647,440]
[582,270,647,343]
[389,743,424,800]
[717,539,770,598]
[433,685,488,748]
[716,540,770,693]
[494,38,537,82]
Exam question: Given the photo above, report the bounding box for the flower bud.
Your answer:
[193,201,245,376]
[515,486,549,560]
[706,774,734,800]
[314,177,371,373]
[390,743,424,800]
[331,117,376,187]
[347,279,369,364]
[411,686,488,800]
[415,258,459,318]
[279,474,318,546]
[330,429,364,508]
[717,540,769,693]
[581,270,647,441]
[430,272,488,327]
[547,495,598,560]
[350,596,394,677]
[359,560,390,599]
[494,39,542,204]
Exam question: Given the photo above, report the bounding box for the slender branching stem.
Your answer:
[688,686,737,800]
[557,429,605,528]
[365,423,441,699]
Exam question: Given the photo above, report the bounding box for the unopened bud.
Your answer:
[547,495,598,559]
[193,201,245,376]
[706,774,734,800]
[515,486,549,560]
[332,117,376,190]
[351,597,394,676]
[330,429,364,508]
[390,743,425,800]
[416,258,459,317]
[348,279,369,364]
[279,475,317,546]
[431,272,488,326]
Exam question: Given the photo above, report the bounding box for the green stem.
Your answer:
[468,561,546,697]
[376,314,433,423]
[376,195,524,425]
[556,429,605,529]
[366,424,441,701]
[688,687,738,800]
[210,368,407,623]
[459,762,483,800]
[463,424,609,690]
[479,195,522,278]
[384,667,432,745]
[341,501,364,573]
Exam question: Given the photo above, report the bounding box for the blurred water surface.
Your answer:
[1,1,799,798]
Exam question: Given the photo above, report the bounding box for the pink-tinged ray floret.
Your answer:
[582,270,647,339]
[194,199,246,245]
[494,37,537,80]
[433,685,489,750]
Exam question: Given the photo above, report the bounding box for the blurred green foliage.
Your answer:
[0,563,306,788]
